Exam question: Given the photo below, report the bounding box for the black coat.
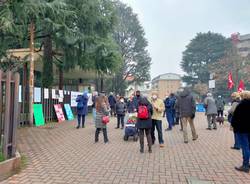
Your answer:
[231,99,250,133]
[136,97,153,129]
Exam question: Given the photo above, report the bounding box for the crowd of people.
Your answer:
[75,89,250,173]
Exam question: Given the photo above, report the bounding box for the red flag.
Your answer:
[238,80,245,92]
[228,72,234,89]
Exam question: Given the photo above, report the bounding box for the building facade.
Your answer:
[151,73,181,99]
[233,33,250,57]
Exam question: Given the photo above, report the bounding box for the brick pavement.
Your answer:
[1,113,250,184]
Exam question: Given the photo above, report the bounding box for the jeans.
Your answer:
[139,128,152,150]
[77,114,85,127]
[234,132,241,149]
[166,110,174,129]
[238,133,250,167]
[95,128,108,143]
[181,117,198,142]
[217,110,223,117]
[207,114,217,129]
[92,108,96,123]
[151,119,164,144]
[117,114,125,128]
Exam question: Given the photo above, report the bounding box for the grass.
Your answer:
[0,152,4,162]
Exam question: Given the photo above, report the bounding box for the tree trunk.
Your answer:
[29,22,35,126]
[59,66,63,90]
[100,76,104,92]
[42,35,53,88]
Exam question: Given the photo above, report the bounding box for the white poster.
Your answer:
[52,89,56,99]
[34,87,41,102]
[19,85,22,102]
[87,93,93,107]
[44,88,49,99]
[209,80,215,89]
[59,90,64,98]
[71,91,82,107]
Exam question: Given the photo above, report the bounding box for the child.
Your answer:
[115,97,126,129]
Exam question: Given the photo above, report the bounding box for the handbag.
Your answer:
[102,116,110,124]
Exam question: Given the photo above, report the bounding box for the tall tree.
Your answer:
[110,1,151,95]
[181,32,231,85]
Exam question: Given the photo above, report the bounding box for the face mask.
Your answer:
[136,95,140,97]
[120,99,124,103]
[152,95,157,99]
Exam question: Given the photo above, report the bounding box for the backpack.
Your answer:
[138,105,149,119]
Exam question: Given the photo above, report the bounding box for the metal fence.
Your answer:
[0,70,19,159]
[19,88,82,126]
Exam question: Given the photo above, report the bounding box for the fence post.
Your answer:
[0,70,2,149]
[11,73,20,157]
[3,71,12,158]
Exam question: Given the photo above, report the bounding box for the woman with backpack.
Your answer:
[76,92,89,129]
[95,95,110,143]
[136,97,153,153]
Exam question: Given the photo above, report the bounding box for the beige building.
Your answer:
[233,33,250,57]
[151,73,181,99]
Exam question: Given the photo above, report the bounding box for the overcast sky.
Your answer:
[121,0,250,79]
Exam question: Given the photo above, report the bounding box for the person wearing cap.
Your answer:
[231,91,250,173]
[150,91,165,147]
[228,92,241,150]
[204,93,218,130]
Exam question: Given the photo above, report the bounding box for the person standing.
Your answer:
[127,94,135,113]
[133,90,142,111]
[204,93,218,130]
[216,95,225,117]
[115,97,126,129]
[95,95,110,143]
[231,91,250,173]
[108,92,116,116]
[92,91,98,124]
[228,92,241,150]
[164,93,176,131]
[150,92,165,148]
[175,88,198,143]
[76,92,89,129]
[136,97,153,153]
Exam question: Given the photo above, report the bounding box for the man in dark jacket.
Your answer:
[133,90,142,111]
[108,92,116,116]
[164,93,176,131]
[231,91,250,173]
[175,88,198,143]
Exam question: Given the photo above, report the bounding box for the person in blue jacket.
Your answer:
[164,93,176,131]
[76,92,89,129]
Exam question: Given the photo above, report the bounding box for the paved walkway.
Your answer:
[1,113,250,184]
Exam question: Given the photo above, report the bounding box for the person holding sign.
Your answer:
[76,92,89,129]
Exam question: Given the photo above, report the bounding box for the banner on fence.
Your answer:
[33,104,45,126]
[52,89,56,99]
[34,87,41,102]
[54,104,65,122]
[19,85,22,102]
[64,104,74,120]
[71,91,82,107]
[44,88,49,99]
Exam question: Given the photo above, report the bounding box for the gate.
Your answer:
[0,70,19,159]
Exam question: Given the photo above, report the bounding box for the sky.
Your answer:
[121,0,250,79]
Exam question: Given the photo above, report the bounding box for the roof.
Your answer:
[239,34,250,41]
[152,73,181,82]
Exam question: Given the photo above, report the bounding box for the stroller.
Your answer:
[123,113,138,141]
